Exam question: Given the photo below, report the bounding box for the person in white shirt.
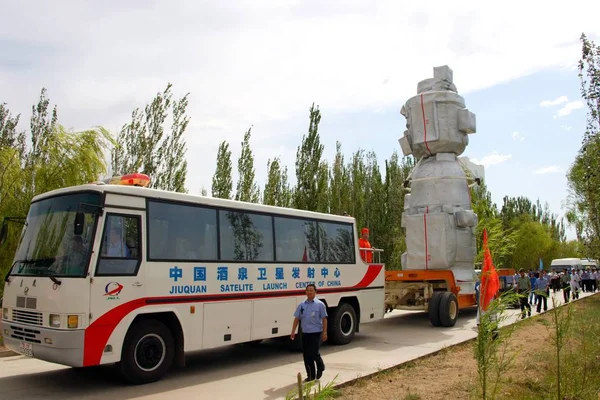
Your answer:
[103,228,131,257]
[570,271,580,300]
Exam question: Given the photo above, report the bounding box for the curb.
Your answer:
[0,349,18,358]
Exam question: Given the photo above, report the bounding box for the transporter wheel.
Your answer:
[428,291,444,327]
[328,303,357,345]
[120,320,174,384]
[439,292,459,327]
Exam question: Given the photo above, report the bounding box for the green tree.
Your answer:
[316,160,330,213]
[0,91,111,299]
[382,151,413,268]
[28,88,58,165]
[235,127,260,203]
[329,141,351,215]
[0,103,25,153]
[212,141,233,199]
[566,33,600,257]
[294,103,324,211]
[263,157,292,207]
[364,151,386,254]
[111,83,189,192]
[349,149,366,227]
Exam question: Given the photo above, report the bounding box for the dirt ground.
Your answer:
[337,309,563,400]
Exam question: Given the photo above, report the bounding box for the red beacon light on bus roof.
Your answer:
[97,173,151,187]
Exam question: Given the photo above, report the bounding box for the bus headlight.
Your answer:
[67,315,78,329]
[2,308,8,320]
[49,314,61,328]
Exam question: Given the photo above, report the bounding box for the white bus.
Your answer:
[550,258,582,272]
[581,258,598,269]
[1,174,385,384]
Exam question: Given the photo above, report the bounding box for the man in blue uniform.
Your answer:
[291,284,328,382]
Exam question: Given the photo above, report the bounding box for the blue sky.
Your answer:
[1,1,599,240]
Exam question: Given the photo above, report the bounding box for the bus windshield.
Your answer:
[10,192,101,278]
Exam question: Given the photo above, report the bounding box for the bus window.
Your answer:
[147,200,217,261]
[274,217,319,263]
[319,222,355,264]
[96,214,141,276]
[219,211,274,262]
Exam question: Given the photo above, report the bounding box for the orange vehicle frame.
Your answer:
[385,269,477,309]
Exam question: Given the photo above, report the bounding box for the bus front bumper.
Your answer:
[1,320,84,367]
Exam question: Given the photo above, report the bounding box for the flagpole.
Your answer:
[479,229,487,328]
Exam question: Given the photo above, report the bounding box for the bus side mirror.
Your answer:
[74,212,84,235]
[0,223,7,246]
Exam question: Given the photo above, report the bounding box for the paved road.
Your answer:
[1,290,595,400]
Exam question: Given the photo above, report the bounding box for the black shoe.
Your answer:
[316,370,323,379]
[304,377,315,383]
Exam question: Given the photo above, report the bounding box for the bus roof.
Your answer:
[550,258,582,266]
[31,183,357,224]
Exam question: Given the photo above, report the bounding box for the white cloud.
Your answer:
[471,151,512,167]
[556,100,584,117]
[534,165,562,174]
[511,131,525,141]
[540,96,569,107]
[0,1,599,193]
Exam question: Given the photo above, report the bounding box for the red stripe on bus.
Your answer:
[83,264,384,366]
[83,298,146,366]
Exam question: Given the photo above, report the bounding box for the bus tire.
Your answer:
[328,303,357,345]
[120,320,174,385]
[428,291,443,327]
[439,292,459,327]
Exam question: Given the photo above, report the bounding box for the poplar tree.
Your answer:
[316,161,330,213]
[365,151,385,254]
[329,141,351,215]
[212,141,233,199]
[566,33,600,257]
[349,149,367,227]
[235,127,260,203]
[382,151,407,268]
[263,157,292,207]
[111,83,189,192]
[294,103,324,211]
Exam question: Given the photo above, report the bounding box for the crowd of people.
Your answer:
[512,267,599,319]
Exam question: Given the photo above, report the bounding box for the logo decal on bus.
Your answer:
[104,282,124,299]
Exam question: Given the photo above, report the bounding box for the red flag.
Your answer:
[480,229,499,311]
[302,246,308,263]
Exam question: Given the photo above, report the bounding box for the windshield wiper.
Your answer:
[41,269,62,286]
[8,258,60,284]
[12,258,56,267]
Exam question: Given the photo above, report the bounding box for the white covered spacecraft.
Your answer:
[399,65,479,296]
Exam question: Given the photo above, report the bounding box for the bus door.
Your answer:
[89,210,145,324]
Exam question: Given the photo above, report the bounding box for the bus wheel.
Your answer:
[120,320,174,384]
[439,292,459,327]
[328,303,357,345]
[428,291,443,327]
